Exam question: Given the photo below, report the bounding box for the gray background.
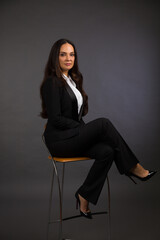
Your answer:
[1,0,160,240]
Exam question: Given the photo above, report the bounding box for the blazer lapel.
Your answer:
[78,103,84,121]
[64,83,79,120]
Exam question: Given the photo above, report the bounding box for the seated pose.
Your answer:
[40,39,156,219]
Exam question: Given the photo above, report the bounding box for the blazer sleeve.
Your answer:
[43,77,80,130]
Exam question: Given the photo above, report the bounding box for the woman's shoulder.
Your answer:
[45,75,64,87]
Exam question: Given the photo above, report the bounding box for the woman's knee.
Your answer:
[102,117,112,125]
[97,117,111,128]
[97,117,110,123]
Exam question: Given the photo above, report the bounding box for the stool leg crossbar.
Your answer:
[46,157,111,240]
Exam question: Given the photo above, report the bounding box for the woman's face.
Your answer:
[59,43,75,76]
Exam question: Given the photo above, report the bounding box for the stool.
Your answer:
[43,137,111,240]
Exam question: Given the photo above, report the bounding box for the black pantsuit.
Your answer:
[42,77,139,205]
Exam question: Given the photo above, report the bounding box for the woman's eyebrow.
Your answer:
[60,51,75,53]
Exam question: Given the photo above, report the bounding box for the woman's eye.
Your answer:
[59,53,75,57]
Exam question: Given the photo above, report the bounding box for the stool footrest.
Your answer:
[49,211,108,223]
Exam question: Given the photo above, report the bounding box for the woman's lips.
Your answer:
[65,63,71,66]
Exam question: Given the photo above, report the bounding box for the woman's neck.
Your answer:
[62,71,69,77]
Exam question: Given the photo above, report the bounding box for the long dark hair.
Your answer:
[40,39,88,118]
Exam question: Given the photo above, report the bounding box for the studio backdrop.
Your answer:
[0,1,160,240]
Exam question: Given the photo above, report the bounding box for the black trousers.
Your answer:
[46,118,139,205]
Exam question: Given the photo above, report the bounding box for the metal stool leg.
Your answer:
[43,135,65,240]
[61,163,71,240]
[52,160,63,240]
[47,166,55,240]
[107,175,111,240]
[61,163,65,206]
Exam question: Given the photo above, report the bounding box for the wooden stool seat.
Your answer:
[48,155,90,162]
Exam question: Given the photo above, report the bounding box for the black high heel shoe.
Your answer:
[75,192,92,219]
[126,170,157,184]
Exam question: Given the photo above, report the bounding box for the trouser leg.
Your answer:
[78,143,114,205]
[77,118,139,174]
[76,118,139,204]
[99,118,139,173]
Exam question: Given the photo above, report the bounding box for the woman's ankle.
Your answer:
[130,163,149,177]
[78,194,90,213]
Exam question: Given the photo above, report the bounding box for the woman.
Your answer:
[40,39,156,219]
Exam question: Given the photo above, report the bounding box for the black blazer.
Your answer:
[42,76,85,142]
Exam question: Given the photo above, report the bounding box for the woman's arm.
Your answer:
[43,77,80,130]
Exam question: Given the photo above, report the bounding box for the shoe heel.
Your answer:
[128,175,137,184]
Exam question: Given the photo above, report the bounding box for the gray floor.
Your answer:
[1,165,160,240]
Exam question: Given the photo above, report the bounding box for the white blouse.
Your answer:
[62,73,83,114]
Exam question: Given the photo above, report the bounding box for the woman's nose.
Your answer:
[66,54,71,61]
